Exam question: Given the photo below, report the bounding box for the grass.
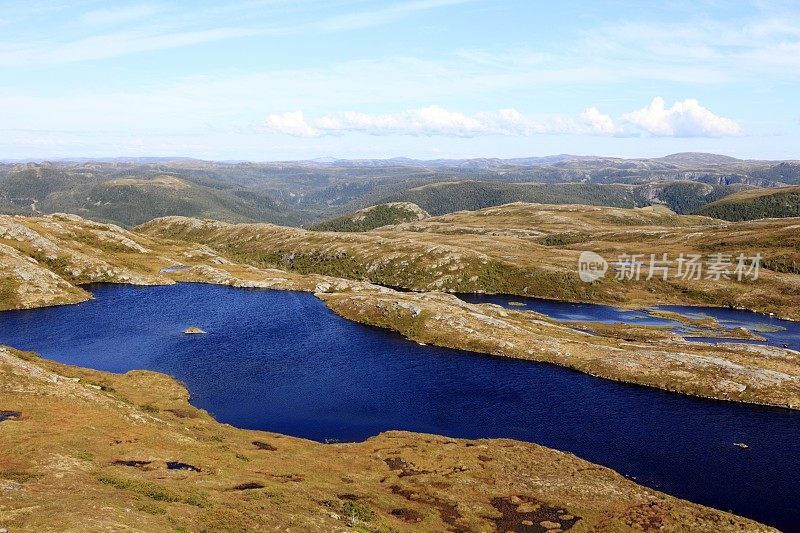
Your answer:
[134,203,800,319]
[0,276,20,309]
[321,498,376,530]
[139,403,160,414]
[751,323,786,333]
[4,347,40,361]
[537,233,583,246]
[95,473,210,507]
[137,502,167,515]
[96,473,183,503]
[762,255,800,275]
[0,469,40,483]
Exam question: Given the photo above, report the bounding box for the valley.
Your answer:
[3,153,799,229]
[2,201,800,531]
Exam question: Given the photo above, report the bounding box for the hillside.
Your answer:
[370,180,742,216]
[0,164,302,227]
[695,186,800,221]
[311,202,429,232]
[651,152,742,167]
[72,176,300,227]
[2,154,800,228]
[138,202,800,319]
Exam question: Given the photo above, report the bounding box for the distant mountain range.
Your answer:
[2,153,799,227]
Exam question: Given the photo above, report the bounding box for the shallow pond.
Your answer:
[1,284,798,529]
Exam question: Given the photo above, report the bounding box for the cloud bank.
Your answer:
[623,97,741,137]
[264,98,740,138]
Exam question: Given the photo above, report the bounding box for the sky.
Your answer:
[1,0,799,161]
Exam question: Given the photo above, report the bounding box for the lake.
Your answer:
[459,293,800,350]
[1,283,798,530]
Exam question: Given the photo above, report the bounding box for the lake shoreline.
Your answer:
[2,284,798,530]
[0,343,780,531]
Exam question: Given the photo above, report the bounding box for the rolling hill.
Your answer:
[0,163,303,227]
[346,180,744,217]
[695,186,800,221]
[2,153,799,228]
[310,202,429,231]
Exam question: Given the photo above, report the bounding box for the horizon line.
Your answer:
[2,151,795,165]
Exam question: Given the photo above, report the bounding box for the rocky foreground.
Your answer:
[1,207,799,530]
[0,347,775,532]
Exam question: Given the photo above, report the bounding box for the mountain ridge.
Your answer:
[3,153,800,229]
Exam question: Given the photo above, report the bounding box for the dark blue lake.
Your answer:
[459,293,800,351]
[1,284,798,530]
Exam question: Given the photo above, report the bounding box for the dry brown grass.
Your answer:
[139,203,800,319]
[0,346,776,532]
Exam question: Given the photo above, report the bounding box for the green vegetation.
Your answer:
[377,180,740,216]
[96,474,183,503]
[696,188,800,221]
[311,203,427,232]
[1,156,791,228]
[2,204,797,531]
[230,249,371,280]
[762,255,800,274]
[0,276,19,309]
[0,164,303,227]
[58,179,299,228]
[321,498,376,529]
[96,473,210,507]
[537,233,585,246]
[139,403,161,413]
[384,181,639,214]
[137,502,167,515]
[0,469,40,483]
[29,251,81,283]
[648,181,733,213]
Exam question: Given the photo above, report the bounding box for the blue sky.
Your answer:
[1,0,798,160]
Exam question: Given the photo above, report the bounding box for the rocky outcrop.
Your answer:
[139,205,800,320]
[0,242,88,309]
[319,290,800,409]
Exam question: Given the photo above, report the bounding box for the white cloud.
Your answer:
[264,111,320,137]
[317,106,487,136]
[581,107,620,134]
[622,97,741,137]
[263,99,740,138]
[264,106,571,137]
